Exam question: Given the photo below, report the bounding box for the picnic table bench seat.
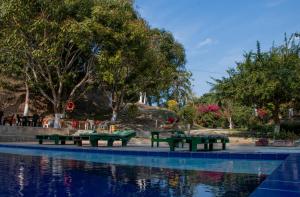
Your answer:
[36,134,74,145]
[162,134,229,152]
[185,135,229,152]
[75,130,136,147]
[151,130,185,148]
[36,130,96,145]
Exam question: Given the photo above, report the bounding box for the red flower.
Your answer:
[257,108,268,119]
[167,117,175,124]
[197,104,220,113]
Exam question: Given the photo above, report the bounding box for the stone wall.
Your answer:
[0,126,76,142]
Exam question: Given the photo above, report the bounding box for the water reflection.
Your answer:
[0,153,266,197]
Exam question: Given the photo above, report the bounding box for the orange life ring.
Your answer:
[66,101,75,112]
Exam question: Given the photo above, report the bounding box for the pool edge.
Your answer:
[0,143,289,160]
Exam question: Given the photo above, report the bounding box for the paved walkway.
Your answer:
[1,141,299,153]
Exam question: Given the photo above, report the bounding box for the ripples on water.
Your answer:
[0,152,266,197]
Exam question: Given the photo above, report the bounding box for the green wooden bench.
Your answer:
[185,135,229,152]
[36,134,74,145]
[75,130,136,147]
[165,135,230,152]
[151,130,185,148]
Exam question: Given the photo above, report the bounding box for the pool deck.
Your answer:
[0,142,299,196]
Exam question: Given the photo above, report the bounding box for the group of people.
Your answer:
[0,111,40,127]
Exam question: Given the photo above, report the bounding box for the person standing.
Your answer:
[0,111,3,125]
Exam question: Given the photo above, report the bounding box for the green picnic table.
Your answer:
[74,130,136,147]
[151,130,185,147]
[186,135,229,151]
[168,135,229,152]
[36,134,75,145]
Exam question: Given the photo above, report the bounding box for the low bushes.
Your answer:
[280,121,300,134]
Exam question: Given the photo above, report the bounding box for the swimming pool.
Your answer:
[0,146,283,197]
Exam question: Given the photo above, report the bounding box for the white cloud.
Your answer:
[266,0,286,7]
[196,38,214,48]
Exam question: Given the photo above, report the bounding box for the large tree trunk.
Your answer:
[23,81,29,116]
[53,100,63,115]
[111,109,117,122]
[228,116,234,129]
[273,103,281,134]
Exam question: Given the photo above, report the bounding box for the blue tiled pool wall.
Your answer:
[0,144,289,160]
[250,153,300,197]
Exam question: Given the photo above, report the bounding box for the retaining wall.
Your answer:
[0,126,75,142]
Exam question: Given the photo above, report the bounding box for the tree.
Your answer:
[0,0,99,113]
[0,41,30,115]
[1,0,191,119]
[213,34,300,132]
[96,7,191,120]
[95,0,151,121]
[141,29,192,107]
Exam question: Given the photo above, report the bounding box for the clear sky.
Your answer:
[134,0,300,96]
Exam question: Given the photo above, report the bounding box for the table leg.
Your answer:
[209,143,213,151]
[168,140,175,151]
[90,140,98,147]
[222,143,226,150]
[204,143,208,151]
[151,133,154,147]
[190,140,197,152]
[107,139,114,147]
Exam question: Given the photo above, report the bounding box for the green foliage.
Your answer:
[213,34,300,130]
[0,0,100,112]
[231,105,254,128]
[249,123,274,133]
[281,121,300,134]
[0,0,191,117]
[126,104,139,119]
[274,131,298,141]
[197,112,225,128]
[248,123,274,139]
[193,92,218,105]
[178,104,196,125]
[143,29,192,107]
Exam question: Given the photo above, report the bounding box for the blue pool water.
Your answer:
[0,147,283,197]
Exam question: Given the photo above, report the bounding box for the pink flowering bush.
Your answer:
[197,104,224,128]
[197,104,220,113]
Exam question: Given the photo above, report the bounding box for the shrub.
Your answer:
[167,100,179,112]
[178,105,197,125]
[196,104,222,128]
[280,122,300,134]
[231,106,253,128]
[274,131,299,141]
[197,104,220,113]
[126,104,139,118]
[248,123,274,137]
